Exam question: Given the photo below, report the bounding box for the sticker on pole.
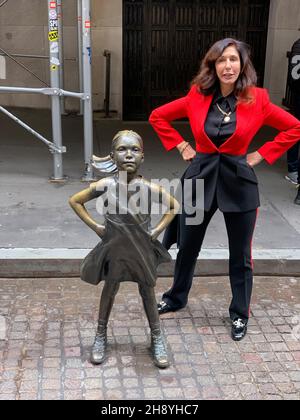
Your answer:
[48,31,59,42]
[50,57,60,66]
[49,19,58,31]
[50,41,59,53]
[85,20,91,28]
[51,64,58,71]
[50,1,56,8]
[49,9,57,19]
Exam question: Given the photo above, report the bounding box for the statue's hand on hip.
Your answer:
[95,224,106,238]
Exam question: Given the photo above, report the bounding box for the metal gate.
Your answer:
[123,0,270,120]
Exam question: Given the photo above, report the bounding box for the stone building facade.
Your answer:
[0,0,299,119]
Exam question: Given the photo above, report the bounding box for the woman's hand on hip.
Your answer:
[246,151,264,168]
[176,141,196,161]
[181,144,196,161]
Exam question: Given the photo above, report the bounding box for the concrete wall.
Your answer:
[0,0,51,109]
[264,0,300,105]
[0,0,299,114]
[0,0,122,114]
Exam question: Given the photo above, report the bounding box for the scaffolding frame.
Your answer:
[0,0,95,181]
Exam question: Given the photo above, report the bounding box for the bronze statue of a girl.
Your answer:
[69,130,179,368]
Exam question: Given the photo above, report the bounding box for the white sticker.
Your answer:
[49,19,58,31]
[49,9,57,19]
[50,57,60,66]
[50,41,59,53]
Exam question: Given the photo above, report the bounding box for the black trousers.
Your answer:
[162,197,257,322]
[287,141,299,177]
[287,96,300,181]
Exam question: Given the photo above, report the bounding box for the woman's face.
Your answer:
[111,135,144,173]
[215,45,241,91]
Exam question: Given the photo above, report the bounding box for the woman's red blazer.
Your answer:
[149,85,300,164]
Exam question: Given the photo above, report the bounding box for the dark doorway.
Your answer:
[123,0,270,120]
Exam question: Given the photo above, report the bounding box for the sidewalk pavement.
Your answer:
[0,108,300,277]
[0,275,299,400]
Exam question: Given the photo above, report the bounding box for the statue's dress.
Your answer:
[80,178,171,287]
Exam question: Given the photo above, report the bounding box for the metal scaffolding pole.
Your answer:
[48,0,64,181]
[0,85,85,99]
[0,105,66,154]
[57,0,66,114]
[77,0,84,115]
[81,0,95,181]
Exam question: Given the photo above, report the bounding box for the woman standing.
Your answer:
[149,38,300,341]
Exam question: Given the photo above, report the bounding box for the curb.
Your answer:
[1,248,300,278]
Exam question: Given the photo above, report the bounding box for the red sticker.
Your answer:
[85,20,91,28]
[50,1,56,8]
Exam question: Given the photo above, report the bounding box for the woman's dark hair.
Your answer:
[192,38,257,103]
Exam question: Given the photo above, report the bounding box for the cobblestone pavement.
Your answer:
[0,276,299,400]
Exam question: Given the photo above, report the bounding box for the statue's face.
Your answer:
[111,135,144,173]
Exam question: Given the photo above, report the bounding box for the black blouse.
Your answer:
[204,90,237,148]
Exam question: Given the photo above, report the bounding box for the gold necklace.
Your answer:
[216,103,232,123]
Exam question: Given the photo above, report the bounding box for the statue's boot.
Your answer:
[90,322,107,365]
[151,328,170,369]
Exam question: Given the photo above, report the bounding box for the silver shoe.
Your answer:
[90,330,107,365]
[151,329,170,369]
